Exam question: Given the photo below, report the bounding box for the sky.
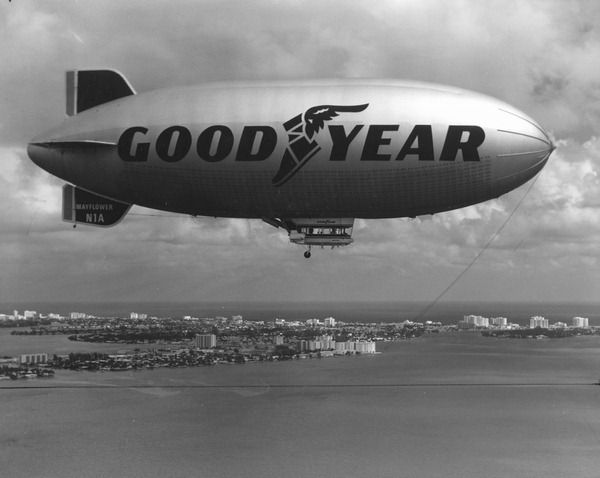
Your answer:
[1,0,599,306]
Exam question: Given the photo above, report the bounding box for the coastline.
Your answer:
[3,333,600,478]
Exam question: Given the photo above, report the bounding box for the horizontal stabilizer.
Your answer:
[66,69,135,116]
[63,184,131,227]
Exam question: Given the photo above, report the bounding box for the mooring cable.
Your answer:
[413,173,542,322]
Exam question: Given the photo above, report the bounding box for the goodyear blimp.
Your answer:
[28,70,553,258]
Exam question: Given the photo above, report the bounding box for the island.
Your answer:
[1,309,596,378]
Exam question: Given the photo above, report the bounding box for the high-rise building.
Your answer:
[318,335,335,350]
[459,315,489,328]
[195,334,217,349]
[19,353,48,365]
[308,340,322,351]
[491,317,507,327]
[529,316,549,328]
[355,341,376,353]
[274,335,284,345]
[334,341,376,354]
[572,317,589,328]
[324,317,336,327]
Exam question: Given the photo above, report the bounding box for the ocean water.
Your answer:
[2,332,600,478]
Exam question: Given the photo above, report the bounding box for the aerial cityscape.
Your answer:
[1,307,595,379]
[4,1,600,477]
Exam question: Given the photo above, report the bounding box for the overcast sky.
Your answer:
[1,0,598,305]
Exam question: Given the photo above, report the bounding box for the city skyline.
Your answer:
[1,0,599,304]
[1,305,594,329]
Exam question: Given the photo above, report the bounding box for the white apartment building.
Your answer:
[459,315,489,328]
[530,316,549,328]
[195,334,217,349]
[572,316,589,328]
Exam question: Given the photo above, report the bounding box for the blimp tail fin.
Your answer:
[63,184,131,228]
[66,69,136,116]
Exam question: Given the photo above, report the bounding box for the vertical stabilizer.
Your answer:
[66,69,135,116]
[63,184,131,227]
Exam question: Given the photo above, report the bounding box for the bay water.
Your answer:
[2,325,600,478]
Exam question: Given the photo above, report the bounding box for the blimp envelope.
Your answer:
[28,70,554,255]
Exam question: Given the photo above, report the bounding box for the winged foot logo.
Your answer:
[272,104,369,186]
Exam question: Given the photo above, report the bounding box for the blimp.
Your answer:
[28,69,553,258]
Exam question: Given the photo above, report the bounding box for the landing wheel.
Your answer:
[304,250,311,259]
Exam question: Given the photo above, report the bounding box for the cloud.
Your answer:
[1,0,599,303]
[514,137,600,247]
[0,148,62,234]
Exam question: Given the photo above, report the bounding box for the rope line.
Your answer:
[414,174,541,321]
